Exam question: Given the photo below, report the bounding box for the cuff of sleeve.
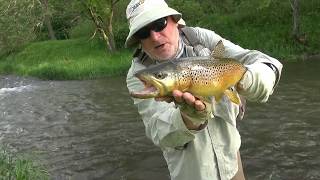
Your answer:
[238,63,276,102]
[237,68,253,92]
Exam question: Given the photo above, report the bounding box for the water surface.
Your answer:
[0,61,319,180]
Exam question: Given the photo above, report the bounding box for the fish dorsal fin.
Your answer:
[210,40,225,60]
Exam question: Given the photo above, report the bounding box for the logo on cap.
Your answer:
[128,0,145,17]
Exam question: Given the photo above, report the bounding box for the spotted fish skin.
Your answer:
[130,40,246,104]
[176,58,246,100]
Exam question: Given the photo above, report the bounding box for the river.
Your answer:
[0,61,319,180]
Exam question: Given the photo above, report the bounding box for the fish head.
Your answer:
[130,61,179,99]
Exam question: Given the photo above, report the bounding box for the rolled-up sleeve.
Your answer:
[126,58,195,149]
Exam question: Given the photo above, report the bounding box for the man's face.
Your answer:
[139,16,179,61]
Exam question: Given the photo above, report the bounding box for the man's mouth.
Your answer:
[155,43,165,49]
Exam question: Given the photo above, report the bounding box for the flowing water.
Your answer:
[0,61,319,180]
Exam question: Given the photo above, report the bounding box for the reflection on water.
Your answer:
[0,61,319,180]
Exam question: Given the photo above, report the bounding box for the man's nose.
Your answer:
[149,30,161,41]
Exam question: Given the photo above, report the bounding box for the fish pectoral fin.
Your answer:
[224,89,241,105]
[214,94,222,102]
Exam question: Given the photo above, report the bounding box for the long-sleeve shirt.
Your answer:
[126,27,283,180]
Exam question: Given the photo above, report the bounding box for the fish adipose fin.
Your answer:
[210,40,225,60]
[224,89,241,105]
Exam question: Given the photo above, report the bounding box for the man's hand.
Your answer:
[154,90,206,110]
[172,90,206,111]
[172,90,209,130]
[155,90,211,130]
[172,90,210,130]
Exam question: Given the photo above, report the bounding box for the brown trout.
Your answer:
[130,40,246,104]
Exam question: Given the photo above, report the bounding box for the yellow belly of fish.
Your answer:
[188,83,224,97]
[187,78,241,104]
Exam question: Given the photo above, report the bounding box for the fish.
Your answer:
[130,40,247,104]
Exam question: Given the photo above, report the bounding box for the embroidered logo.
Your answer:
[128,0,145,16]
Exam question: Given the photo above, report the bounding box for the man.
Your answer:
[125,0,282,180]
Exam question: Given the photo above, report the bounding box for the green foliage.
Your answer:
[112,0,130,48]
[183,0,319,60]
[113,23,130,48]
[168,0,204,26]
[0,0,42,56]
[0,147,49,180]
[69,19,96,38]
[36,0,84,40]
[84,0,112,17]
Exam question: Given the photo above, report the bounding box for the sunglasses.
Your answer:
[134,17,168,40]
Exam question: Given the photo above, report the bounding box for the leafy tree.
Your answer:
[0,0,42,55]
[82,0,120,52]
[39,0,57,40]
[37,0,84,40]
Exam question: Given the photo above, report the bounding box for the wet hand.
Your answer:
[172,90,209,130]
[154,90,206,111]
[172,90,206,111]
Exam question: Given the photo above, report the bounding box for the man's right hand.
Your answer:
[172,90,206,111]
[172,90,210,130]
[155,90,211,130]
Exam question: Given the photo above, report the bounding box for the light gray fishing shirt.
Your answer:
[126,27,283,180]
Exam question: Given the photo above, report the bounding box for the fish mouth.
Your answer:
[130,76,161,99]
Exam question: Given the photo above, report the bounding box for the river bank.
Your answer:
[0,38,132,80]
[1,37,319,80]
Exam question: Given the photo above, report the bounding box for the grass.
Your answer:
[0,147,48,180]
[0,38,133,80]
[177,0,320,61]
[0,1,319,80]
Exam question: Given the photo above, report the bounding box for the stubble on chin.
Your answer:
[146,46,178,61]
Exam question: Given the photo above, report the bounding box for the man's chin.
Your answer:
[147,48,177,61]
[155,52,177,61]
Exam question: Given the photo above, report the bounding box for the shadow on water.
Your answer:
[0,60,319,180]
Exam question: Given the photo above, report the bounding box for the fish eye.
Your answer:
[154,72,167,79]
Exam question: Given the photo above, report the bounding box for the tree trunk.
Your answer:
[87,1,117,53]
[290,0,300,37]
[41,0,56,40]
[290,0,306,44]
[106,0,116,52]
[44,14,56,40]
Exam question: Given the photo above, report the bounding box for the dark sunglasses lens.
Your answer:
[152,18,167,32]
[134,17,167,39]
[135,27,150,39]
